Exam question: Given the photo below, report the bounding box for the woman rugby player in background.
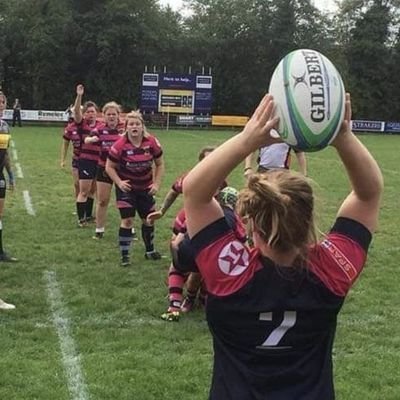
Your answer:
[73,84,101,226]
[106,110,164,266]
[0,91,16,309]
[90,101,124,239]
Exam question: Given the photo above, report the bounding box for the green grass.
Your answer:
[0,126,399,399]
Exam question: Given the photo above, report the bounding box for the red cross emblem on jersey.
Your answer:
[218,241,249,276]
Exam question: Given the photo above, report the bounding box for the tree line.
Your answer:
[0,0,399,120]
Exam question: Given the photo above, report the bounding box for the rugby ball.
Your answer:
[268,49,345,151]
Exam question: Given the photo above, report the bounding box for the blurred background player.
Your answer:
[0,91,16,310]
[106,110,164,266]
[12,98,22,127]
[146,147,216,320]
[91,101,124,239]
[60,113,81,203]
[163,185,247,321]
[0,92,17,263]
[73,84,101,226]
[244,142,307,179]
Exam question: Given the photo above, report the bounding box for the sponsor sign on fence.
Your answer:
[2,109,69,122]
[351,120,385,132]
[176,115,212,125]
[212,115,249,127]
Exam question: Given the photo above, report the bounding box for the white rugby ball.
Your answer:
[268,49,345,152]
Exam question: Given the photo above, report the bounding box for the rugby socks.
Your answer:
[94,227,105,239]
[85,197,94,220]
[76,201,86,223]
[168,266,185,311]
[141,224,154,252]
[185,288,197,304]
[119,227,133,259]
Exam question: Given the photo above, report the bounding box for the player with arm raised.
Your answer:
[182,93,383,399]
[73,84,101,226]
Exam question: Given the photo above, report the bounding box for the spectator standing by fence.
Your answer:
[12,98,22,127]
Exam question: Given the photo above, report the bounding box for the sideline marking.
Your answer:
[22,190,35,215]
[45,271,90,400]
[11,148,18,161]
[15,163,24,178]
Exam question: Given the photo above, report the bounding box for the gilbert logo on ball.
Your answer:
[268,49,345,151]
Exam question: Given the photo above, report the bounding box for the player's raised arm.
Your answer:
[73,84,84,124]
[183,94,280,238]
[331,94,383,233]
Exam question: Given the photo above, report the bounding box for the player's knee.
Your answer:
[98,198,109,207]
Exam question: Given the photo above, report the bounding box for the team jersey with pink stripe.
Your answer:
[94,122,124,167]
[108,134,163,191]
[63,122,81,161]
[78,119,102,162]
[189,216,371,399]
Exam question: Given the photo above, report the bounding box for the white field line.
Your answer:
[11,148,18,161]
[15,163,24,178]
[22,190,35,215]
[10,140,15,148]
[44,271,90,400]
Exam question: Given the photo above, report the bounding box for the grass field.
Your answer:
[0,125,399,400]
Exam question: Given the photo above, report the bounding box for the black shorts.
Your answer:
[78,159,97,180]
[0,171,6,198]
[72,158,79,169]
[172,234,198,273]
[96,165,113,184]
[115,187,155,219]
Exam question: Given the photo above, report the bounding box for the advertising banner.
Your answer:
[212,115,249,127]
[384,121,400,134]
[351,120,384,132]
[2,109,68,122]
[176,115,212,125]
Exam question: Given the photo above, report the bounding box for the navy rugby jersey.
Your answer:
[189,216,371,400]
[108,133,163,191]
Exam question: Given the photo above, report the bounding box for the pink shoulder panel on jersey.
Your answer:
[308,232,368,297]
[196,233,261,296]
